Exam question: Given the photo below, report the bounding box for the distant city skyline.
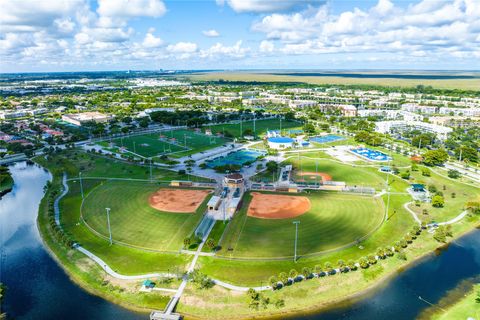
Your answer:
[1,0,479,73]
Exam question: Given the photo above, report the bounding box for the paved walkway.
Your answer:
[403,201,469,227]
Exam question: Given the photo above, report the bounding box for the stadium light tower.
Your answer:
[106,208,112,245]
[79,171,84,199]
[293,221,300,262]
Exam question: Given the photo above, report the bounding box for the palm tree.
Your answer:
[279,272,288,284]
[376,248,385,259]
[324,262,333,273]
[288,269,298,280]
[412,225,421,235]
[301,267,312,278]
[368,255,377,265]
[337,259,345,269]
[404,233,413,243]
[269,276,278,289]
[359,257,369,269]
[347,259,356,270]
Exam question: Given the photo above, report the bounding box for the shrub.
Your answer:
[432,195,445,208]
[447,169,461,179]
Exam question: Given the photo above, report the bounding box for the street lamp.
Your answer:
[293,221,300,262]
[106,208,112,245]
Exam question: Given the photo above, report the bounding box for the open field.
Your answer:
[288,157,391,190]
[188,71,480,90]
[205,118,302,138]
[99,129,229,158]
[219,191,385,258]
[408,166,480,221]
[82,180,212,251]
[35,149,206,181]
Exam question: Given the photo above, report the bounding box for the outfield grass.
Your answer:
[205,119,302,138]
[219,191,384,258]
[287,157,390,190]
[81,180,212,251]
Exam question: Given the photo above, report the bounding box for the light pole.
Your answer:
[106,208,112,245]
[79,171,84,200]
[149,159,153,182]
[293,221,300,262]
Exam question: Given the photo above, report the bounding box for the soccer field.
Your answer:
[100,129,229,158]
[205,118,303,138]
[219,191,385,258]
[81,180,212,251]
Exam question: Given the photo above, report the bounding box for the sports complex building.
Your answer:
[267,136,295,149]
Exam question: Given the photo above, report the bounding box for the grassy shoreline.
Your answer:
[178,224,480,319]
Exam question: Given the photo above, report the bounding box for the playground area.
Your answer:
[247,192,311,219]
[206,149,264,168]
[149,189,211,213]
[351,147,391,162]
[310,134,345,144]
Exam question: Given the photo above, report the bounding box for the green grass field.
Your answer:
[408,166,480,221]
[81,180,212,251]
[99,129,229,158]
[219,191,385,258]
[205,118,302,138]
[188,71,480,90]
[287,157,392,190]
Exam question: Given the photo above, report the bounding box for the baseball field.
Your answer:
[219,191,385,258]
[81,180,212,251]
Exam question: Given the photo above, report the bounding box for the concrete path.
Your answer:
[403,201,469,227]
[403,202,422,225]
[76,245,177,280]
[54,173,69,228]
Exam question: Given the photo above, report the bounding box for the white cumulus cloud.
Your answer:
[97,0,166,18]
[202,29,220,37]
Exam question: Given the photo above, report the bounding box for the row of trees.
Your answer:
[266,225,425,291]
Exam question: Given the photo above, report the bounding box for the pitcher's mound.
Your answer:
[149,189,210,213]
[248,192,311,219]
[297,172,332,182]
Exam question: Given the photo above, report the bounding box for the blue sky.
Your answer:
[0,0,479,72]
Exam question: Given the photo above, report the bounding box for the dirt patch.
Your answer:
[247,192,311,219]
[149,189,210,213]
[297,171,332,182]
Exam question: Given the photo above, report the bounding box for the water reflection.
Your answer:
[0,162,144,320]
